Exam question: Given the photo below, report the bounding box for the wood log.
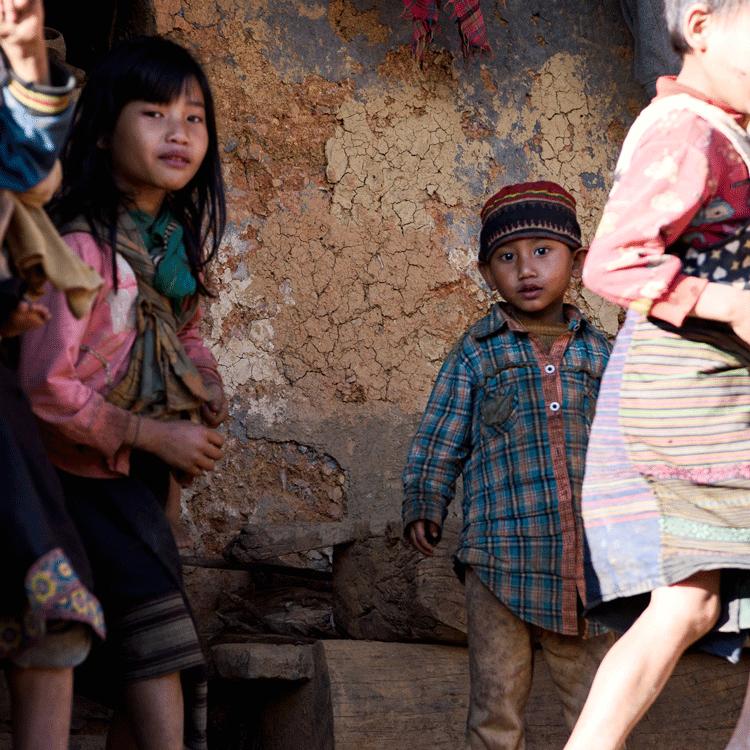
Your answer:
[226,520,377,563]
[211,642,315,682]
[260,640,468,750]
[258,642,750,750]
[217,585,337,639]
[332,518,467,643]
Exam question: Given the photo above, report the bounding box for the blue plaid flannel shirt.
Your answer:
[403,303,611,635]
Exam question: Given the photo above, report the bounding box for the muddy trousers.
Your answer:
[464,567,614,750]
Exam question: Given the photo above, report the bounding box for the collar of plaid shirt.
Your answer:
[403,0,491,62]
[473,301,585,341]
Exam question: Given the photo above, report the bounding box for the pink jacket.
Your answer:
[19,231,221,479]
[583,77,750,326]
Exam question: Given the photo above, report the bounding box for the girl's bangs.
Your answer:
[120,57,199,105]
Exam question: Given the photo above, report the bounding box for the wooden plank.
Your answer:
[227,521,379,564]
[211,642,315,681]
[322,640,469,750]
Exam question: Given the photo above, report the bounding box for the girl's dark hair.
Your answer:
[665,0,744,54]
[52,35,226,293]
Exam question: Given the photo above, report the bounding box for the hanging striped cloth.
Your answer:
[403,0,491,63]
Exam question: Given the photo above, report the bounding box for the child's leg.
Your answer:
[564,570,721,750]
[725,673,750,750]
[538,628,615,732]
[8,621,92,750]
[164,474,190,550]
[7,665,73,750]
[465,567,534,750]
[106,672,183,750]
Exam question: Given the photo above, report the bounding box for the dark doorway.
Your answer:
[42,2,156,73]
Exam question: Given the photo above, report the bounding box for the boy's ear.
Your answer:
[477,261,496,291]
[571,246,587,279]
[682,3,712,53]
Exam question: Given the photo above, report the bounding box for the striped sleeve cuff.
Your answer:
[8,61,74,116]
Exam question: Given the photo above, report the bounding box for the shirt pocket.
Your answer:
[480,388,517,430]
[478,366,526,438]
[560,361,602,427]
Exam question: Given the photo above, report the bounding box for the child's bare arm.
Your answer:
[406,519,441,557]
[0,298,48,337]
[691,283,750,345]
[0,0,49,84]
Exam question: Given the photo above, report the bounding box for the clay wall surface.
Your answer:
[143,0,642,556]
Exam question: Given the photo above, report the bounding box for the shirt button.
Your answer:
[550,401,561,412]
[545,364,556,374]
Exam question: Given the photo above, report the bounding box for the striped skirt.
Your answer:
[582,312,750,661]
[58,455,207,749]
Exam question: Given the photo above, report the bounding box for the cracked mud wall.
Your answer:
[148,0,643,555]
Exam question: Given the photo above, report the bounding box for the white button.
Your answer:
[550,401,561,412]
[545,364,556,374]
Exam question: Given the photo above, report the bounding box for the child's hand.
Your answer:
[407,520,441,557]
[729,289,750,346]
[717,286,750,346]
[0,298,49,337]
[692,284,750,346]
[201,381,228,427]
[0,0,48,84]
[138,419,224,477]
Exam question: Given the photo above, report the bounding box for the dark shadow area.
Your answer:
[42,1,156,72]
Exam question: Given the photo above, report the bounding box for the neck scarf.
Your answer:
[403,0,490,63]
[62,213,209,420]
[129,208,197,302]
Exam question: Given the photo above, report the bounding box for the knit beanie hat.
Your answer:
[479,181,581,262]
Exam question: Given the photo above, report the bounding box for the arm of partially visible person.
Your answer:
[0,291,48,336]
[179,301,227,426]
[402,343,475,556]
[0,0,74,192]
[582,114,714,328]
[17,236,136,473]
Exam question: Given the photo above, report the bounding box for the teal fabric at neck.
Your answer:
[129,208,197,301]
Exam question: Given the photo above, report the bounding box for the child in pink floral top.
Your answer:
[20,37,227,750]
[565,2,750,749]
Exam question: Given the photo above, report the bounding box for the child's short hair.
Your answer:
[665,0,744,54]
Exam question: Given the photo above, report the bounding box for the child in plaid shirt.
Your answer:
[403,182,614,750]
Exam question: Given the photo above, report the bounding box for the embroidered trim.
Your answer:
[7,79,70,115]
[0,548,105,660]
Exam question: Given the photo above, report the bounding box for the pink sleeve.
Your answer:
[582,116,713,326]
[19,232,134,473]
[179,301,222,388]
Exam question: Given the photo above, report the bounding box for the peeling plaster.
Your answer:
[152,0,641,550]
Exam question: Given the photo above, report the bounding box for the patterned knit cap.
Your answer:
[479,181,581,262]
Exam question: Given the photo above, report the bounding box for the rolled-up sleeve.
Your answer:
[18,235,134,474]
[0,59,74,192]
[583,114,713,326]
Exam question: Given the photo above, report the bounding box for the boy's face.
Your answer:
[478,237,584,325]
[685,4,750,114]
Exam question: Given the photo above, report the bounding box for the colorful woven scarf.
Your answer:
[130,208,197,303]
[62,214,209,421]
[403,0,491,62]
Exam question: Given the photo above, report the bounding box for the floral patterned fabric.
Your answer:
[0,547,105,659]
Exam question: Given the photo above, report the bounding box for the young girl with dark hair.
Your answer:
[20,36,228,750]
